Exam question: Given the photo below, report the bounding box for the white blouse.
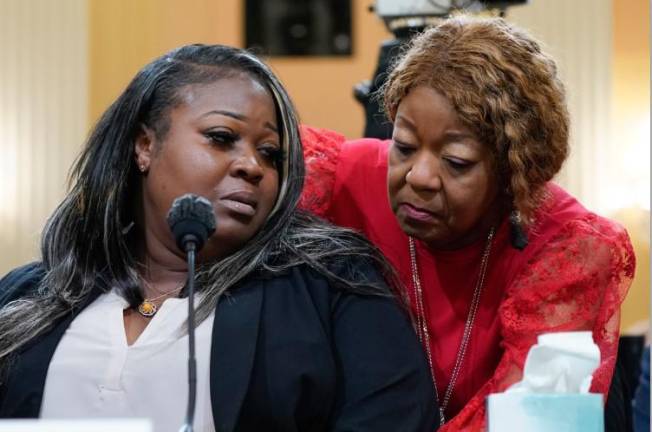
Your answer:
[41,290,216,432]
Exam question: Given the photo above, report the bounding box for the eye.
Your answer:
[258,145,285,165]
[392,139,416,157]
[205,130,239,146]
[444,156,473,172]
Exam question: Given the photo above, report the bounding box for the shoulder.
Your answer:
[509,185,634,297]
[0,262,45,306]
[529,183,632,253]
[300,125,389,171]
[266,264,408,346]
[339,137,390,175]
[283,210,392,285]
[299,126,385,216]
[271,259,388,297]
[529,183,589,236]
[299,126,390,219]
[258,252,394,317]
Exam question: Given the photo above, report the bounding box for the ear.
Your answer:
[134,125,155,173]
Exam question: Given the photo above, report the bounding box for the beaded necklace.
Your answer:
[408,227,495,425]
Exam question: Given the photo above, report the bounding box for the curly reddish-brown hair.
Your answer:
[383,15,569,224]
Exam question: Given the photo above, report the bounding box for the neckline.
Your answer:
[104,289,192,347]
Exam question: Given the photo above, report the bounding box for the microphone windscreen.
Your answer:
[166,194,216,252]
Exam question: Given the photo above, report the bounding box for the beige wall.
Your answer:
[508,0,612,215]
[89,0,240,123]
[89,0,390,138]
[0,0,88,275]
[611,0,650,332]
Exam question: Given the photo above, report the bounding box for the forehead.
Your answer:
[396,86,493,155]
[396,86,472,135]
[398,86,455,117]
[175,73,276,119]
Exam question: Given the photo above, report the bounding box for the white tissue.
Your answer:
[507,331,600,394]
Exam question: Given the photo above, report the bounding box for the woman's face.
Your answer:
[387,86,500,250]
[136,74,281,261]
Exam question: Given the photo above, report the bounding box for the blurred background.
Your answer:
[0,0,648,333]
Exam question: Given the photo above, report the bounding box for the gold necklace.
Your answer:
[137,280,185,318]
[408,227,495,426]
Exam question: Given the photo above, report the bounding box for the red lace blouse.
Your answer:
[298,126,635,431]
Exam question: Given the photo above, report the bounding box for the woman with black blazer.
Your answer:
[0,45,437,431]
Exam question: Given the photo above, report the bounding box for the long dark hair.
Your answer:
[0,45,397,376]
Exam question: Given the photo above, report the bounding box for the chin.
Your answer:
[400,221,451,247]
[399,221,429,240]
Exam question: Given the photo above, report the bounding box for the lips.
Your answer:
[220,190,258,217]
[399,202,440,223]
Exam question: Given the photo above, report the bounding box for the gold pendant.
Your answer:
[138,300,157,317]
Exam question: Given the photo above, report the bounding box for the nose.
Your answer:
[405,153,442,192]
[230,146,264,184]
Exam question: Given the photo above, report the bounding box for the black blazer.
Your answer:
[0,263,438,431]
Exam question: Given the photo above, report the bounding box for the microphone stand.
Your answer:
[179,241,197,432]
[166,193,215,432]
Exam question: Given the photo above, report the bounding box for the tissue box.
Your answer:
[487,393,604,432]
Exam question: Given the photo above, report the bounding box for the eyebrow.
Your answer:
[396,114,477,142]
[444,131,477,141]
[394,114,418,132]
[200,109,278,133]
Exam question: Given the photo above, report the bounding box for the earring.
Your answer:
[509,210,528,250]
[139,163,147,173]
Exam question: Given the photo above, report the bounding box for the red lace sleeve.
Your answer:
[298,125,346,218]
[441,214,636,432]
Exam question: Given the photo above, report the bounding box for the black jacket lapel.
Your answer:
[210,280,263,432]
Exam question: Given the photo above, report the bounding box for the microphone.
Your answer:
[167,193,217,253]
[166,193,216,432]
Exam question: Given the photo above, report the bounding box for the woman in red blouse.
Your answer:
[299,16,635,431]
